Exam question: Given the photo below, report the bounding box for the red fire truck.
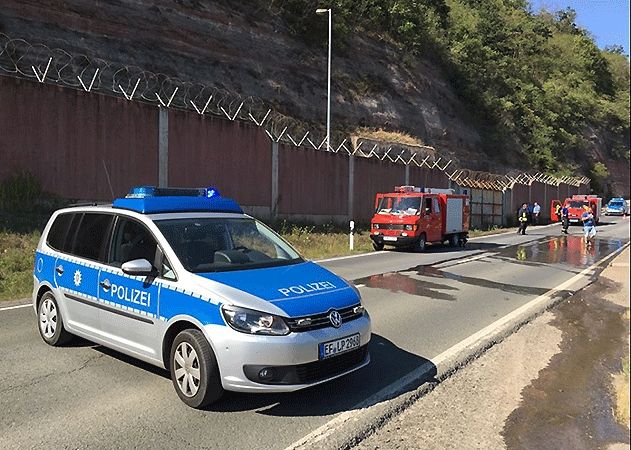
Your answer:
[551,195,602,224]
[370,186,470,252]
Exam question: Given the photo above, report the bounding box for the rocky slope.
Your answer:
[0,0,626,190]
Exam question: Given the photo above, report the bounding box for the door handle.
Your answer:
[99,279,111,291]
[55,265,64,275]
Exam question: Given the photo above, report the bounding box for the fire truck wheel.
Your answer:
[416,234,426,252]
[449,234,458,247]
[372,242,384,251]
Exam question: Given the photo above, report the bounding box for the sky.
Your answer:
[529,0,630,54]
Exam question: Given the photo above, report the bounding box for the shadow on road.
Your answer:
[89,333,436,417]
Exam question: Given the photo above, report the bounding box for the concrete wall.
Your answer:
[0,76,158,200]
[168,109,271,207]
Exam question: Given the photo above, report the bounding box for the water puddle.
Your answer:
[502,277,630,449]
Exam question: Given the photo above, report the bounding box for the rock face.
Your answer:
[0,1,492,168]
[0,0,623,187]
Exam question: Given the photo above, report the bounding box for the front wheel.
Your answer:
[416,234,427,252]
[372,241,384,251]
[37,292,73,346]
[170,329,224,408]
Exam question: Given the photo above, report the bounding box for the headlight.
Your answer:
[404,224,413,230]
[221,305,290,335]
[373,223,380,229]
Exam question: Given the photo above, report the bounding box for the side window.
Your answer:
[424,198,432,214]
[47,213,75,252]
[71,213,114,261]
[110,218,158,267]
[433,198,441,214]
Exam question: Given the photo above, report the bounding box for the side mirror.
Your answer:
[121,258,154,276]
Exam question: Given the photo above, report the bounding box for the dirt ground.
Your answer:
[356,247,630,450]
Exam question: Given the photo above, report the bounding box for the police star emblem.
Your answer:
[73,269,82,287]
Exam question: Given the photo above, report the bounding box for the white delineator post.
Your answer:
[349,220,355,251]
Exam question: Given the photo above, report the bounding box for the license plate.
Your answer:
[319,333,360,360]
[383,236,397,241]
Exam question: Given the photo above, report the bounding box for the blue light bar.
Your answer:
[113,186,243,214]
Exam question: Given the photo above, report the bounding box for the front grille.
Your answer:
[285,304,364,332]
[243,345,369,385]
[375,223,405,230]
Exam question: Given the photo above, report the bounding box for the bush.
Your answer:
[0,172,43,211]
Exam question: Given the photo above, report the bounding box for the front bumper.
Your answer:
[370,234,417,247]
[204,312,371,392]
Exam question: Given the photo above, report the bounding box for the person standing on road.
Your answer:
[517,203,529,235]
[561,204,570,234]
[533,202,541,225]
[581,205,596,243]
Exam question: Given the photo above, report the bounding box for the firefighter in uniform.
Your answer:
[517,203,529,235]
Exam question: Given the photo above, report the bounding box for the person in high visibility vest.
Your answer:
[517,203,529,235]
[561,204,570,234]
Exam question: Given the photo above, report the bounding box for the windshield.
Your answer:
[609,201,624,207]
[376,196,421,215]
[568,201,588,208]
[155,217,302,273]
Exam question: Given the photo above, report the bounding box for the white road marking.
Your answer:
[316,251,387,263]
[286,241,629,450]
[0,303,31,312]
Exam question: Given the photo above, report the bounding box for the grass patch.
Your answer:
[277,222,374,260]
[0,230,40,301]
[354,127,426,147]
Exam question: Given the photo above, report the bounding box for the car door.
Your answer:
[550,200,561,222]
[54,212,114,335]
[98,216,161,359]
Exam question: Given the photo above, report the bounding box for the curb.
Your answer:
[287,241,629,450]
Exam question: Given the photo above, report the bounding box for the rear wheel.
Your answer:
[37,292,72,346]
[170,329,223,408]
[372,241,384,251]
[416,234,427,252]
[449,234,458,247]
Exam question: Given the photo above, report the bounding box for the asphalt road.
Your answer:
[1,218,629,449]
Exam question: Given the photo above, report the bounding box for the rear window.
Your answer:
[70,213,114,262]
[47,213,78,252]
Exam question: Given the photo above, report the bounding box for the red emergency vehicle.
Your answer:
[370,186,470,252]
[550,195,602,224]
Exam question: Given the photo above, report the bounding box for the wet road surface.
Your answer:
[503,273,630,449]
[0,218,628,449]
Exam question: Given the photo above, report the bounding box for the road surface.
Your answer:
[0,218,628,449]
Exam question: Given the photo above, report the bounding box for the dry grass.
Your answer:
[280,225,374,260]
[613,356,630,429]
[354,127,427,147]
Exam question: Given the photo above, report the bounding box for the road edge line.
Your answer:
[0,303,32,312]
[285,241,629,450]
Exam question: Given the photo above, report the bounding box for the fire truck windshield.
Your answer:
[568,200,588,208]
[377,196,421,215]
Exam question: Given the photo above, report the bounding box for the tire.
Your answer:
[372,241,384,251]
[459,233,468,247]
[415,234,427,252]
[170,329,223,408]
[449,234,458,247]
[37,292,73,346]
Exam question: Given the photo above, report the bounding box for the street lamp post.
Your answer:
[316,8,331,150]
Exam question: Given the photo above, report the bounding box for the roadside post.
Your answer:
[349,220,355,251]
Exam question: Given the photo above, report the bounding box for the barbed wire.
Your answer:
[0,33,589,190]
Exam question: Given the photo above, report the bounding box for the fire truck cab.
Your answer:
[370,186,470,252]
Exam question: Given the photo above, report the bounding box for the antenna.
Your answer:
[102,159,115,199]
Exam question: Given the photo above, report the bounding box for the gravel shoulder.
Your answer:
[356,246,630,450]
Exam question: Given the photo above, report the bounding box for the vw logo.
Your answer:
[329,310,342,328]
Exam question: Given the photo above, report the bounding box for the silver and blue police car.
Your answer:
[33,187,371,408]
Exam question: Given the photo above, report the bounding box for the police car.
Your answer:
[33,187,371,408]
